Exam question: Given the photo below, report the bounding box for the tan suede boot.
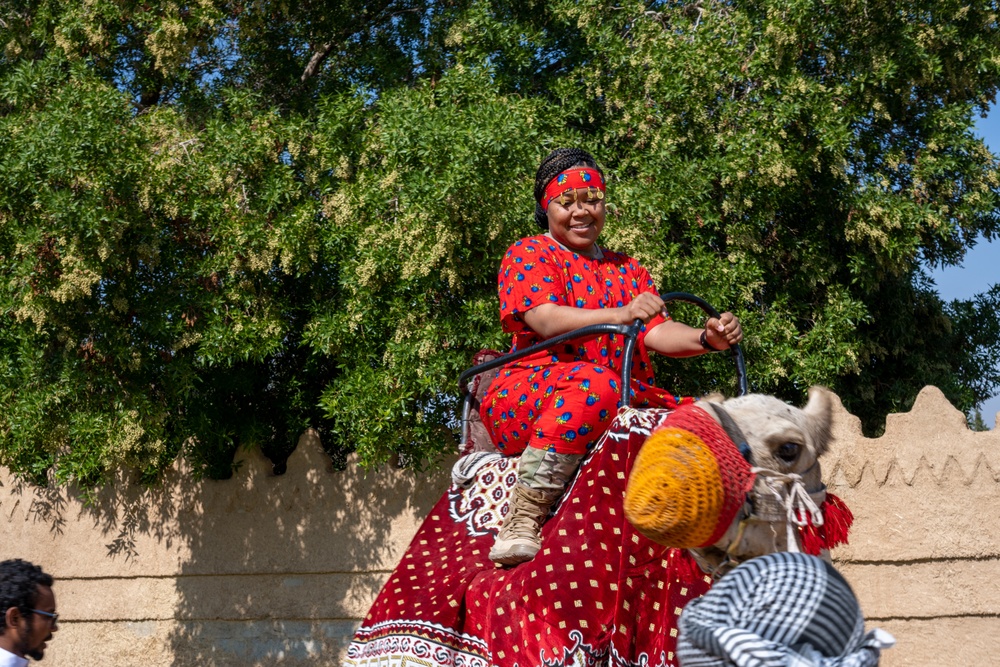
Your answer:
[488,483,558,565]
[489,449,583,566]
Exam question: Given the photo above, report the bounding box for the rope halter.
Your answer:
[749,464,826,553]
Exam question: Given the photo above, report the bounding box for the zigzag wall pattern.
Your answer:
[0,385,996,666]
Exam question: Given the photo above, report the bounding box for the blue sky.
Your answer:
[926,109,1000,428]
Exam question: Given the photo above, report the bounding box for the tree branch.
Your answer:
[301,43,333,83]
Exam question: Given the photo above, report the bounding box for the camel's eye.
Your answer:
[776,442,801,463]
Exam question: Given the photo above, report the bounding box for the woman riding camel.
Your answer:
[484,147,743,565]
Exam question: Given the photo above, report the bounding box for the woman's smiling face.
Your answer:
[545,187,606,254]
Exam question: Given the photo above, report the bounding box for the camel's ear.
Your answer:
[701,392,726,404]
[803,386,833,456]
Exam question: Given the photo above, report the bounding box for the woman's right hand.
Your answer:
[620,292,668,325]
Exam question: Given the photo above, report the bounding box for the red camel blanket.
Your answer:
[344,408,713,667]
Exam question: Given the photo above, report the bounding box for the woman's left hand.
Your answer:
[704,312,742,350]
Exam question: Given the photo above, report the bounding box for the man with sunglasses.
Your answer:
[0,560,57,665]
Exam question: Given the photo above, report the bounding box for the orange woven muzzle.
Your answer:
[624,405,756,548]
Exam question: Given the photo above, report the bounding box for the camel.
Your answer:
[345,387,850,667]
[626,387,848,579]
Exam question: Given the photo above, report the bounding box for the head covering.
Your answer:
[624,404,755,548]
[677,552,894,667]
[539,167,606,211]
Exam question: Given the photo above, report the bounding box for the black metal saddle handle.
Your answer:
[660,292,747,397]
[458,292,747,448]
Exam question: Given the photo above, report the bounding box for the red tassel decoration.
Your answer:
[818,493,854,548]
[797,493,854,555]
[799,522,826,556]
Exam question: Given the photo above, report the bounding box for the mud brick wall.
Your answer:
[1,386,996,666]
[825,387,1000,666]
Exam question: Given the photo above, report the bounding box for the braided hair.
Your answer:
[533,148,604,230]
[0,559,53,632]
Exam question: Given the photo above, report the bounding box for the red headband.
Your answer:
[540,167,606,210]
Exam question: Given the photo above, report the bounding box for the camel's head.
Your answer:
[691,386,835,575]
[624,387,841,579]
[702,385,833,478]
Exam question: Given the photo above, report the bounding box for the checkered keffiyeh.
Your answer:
[677,553,894,667]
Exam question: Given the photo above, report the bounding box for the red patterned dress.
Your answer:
[483,235,693,456]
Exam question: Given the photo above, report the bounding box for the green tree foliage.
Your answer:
[1,0,999,487]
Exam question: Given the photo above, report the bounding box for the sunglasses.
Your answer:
[551,187,605,207]
[31,609,58,623]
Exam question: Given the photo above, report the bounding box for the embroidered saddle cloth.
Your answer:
[344,408,713,667]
